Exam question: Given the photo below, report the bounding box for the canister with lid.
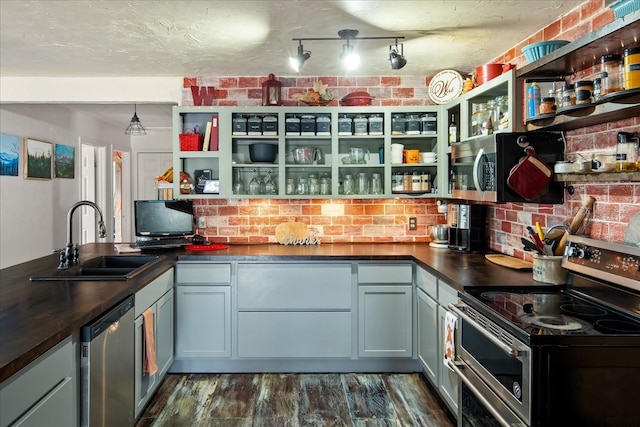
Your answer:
[421,113,437,135]
[285,115,301,135]
[392,114,406,135]
[262,115,278,135]
[405,114,421,134]
[353,115,368,135]
[232,115,247,135]
[300,115,316,135]
[560,84,576,108]
[338,114,353,135]
[601,54,623,95]
[624,47,640,90]
[316,114,331,136]
[247,115,263,135]
[539,97,556,114]
[368,114,384,135]
[392,172,404,192]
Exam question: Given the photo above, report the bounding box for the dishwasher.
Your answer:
[81,295,135,427]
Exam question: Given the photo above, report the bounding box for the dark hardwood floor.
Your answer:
[136,373,456,426]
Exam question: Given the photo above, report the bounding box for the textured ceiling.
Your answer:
[0,0,585,127]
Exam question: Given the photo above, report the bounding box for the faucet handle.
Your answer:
[57,250,67,269]
[72,245,80,265]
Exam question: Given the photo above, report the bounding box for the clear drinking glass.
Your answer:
[248,169,261,195]
[264,170,277,195]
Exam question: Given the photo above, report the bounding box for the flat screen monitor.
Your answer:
[134,200,194,237]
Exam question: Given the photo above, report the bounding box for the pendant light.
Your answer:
[124,104,146,135]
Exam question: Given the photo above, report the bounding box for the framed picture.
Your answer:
[0,133,20,176]
[54,144,75,178]
[24,138,52,180]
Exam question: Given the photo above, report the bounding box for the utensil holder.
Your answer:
[532,255,567,284]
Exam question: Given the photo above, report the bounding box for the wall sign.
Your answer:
[428,70,464,104]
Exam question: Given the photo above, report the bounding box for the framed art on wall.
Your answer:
[54,144,75,178]
[24,138,52,180]
[0,133,20,176]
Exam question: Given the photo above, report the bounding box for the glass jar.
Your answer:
[403,172,412,191]
[232,115,247,135]
[356,172,369,195]
[624,47,640,90]
[308,175,319,195]
[285,178,295,195]
[371,173,382,194]
[561,84,576,108]
[297,178,309,195]
[343,174,355,195]
[247,115,263,135]
[616,132,639,172]
[575,80,593,104]
[285,115,300,135]
[411,172,422,192]
[539,97,557,114]
[421,113,437,135]
[320,175,331,195]
[593,78,602,102]
[392,172,404,192]
[471,103,489,136]
[316,114,331,135]
[421,173,431,192]
[601,54,623,95]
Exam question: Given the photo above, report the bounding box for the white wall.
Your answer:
[0,105,128,268]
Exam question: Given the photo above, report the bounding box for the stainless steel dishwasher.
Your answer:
[81,295,135,427]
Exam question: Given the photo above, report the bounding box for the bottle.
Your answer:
[528,82,541,117]
[616,132,638,172]
[448,114,457,144]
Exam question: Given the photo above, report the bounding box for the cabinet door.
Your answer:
[134,311,156,418]
[175,285,231,358]
[438,305,459,415]
[155,290,174,376]
[358,285,413,357]
[12,377,76,427]
[417,287,439,385]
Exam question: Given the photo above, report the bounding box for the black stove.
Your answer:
[453,235,640,427]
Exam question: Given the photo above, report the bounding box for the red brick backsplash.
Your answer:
[185,0,638,252]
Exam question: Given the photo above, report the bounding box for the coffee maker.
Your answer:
[448,203,487,253]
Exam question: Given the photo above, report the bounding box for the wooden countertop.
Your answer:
[0,242,535,383]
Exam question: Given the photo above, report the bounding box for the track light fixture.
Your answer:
[124,104,146,136]
[389,40,407,70]
[291,29,405,71]
[289,41,311,72]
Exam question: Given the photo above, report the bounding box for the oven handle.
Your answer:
[448,360,515,427]
[448,303,523,358]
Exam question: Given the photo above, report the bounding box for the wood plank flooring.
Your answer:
[136,373,455,427]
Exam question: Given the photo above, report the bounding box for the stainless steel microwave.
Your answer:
[449,132,565,204]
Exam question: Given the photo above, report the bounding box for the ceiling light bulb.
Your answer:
[341,44,360,70]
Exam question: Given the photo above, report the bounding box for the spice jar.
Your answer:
[624,47,640,90]
[539,97,557,114]
[601,54,623,95]
[561,83,575,108]
[593,78,602,102]
[575,80,593,104]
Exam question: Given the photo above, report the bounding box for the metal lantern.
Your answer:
[262,74,282,106]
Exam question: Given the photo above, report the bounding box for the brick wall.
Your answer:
[185,0,640,253]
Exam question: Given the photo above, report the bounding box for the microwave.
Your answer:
[450,132,565,204]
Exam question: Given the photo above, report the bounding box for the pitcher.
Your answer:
[349,147,370,164]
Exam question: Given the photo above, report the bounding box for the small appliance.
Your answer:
[447,203,486,253]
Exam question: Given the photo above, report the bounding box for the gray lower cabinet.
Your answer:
[134,268,174,418]
[357,263,413,358]
[0,336,78,427]
[175,263,232,358]
[236,263,352,358]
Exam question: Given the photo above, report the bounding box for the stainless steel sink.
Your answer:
[30,255,163,281]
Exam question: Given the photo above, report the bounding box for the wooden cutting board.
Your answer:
[485,254,533,270]
[275,221,310,244]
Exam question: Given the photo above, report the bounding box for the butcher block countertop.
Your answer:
[0,242,536,383]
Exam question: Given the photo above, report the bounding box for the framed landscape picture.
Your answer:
[0,133,20,176]
[54,144,75,178]
[24,138,52,180]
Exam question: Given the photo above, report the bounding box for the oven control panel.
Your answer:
[564,236,640,289]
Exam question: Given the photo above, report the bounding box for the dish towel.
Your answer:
[142,308,158,376]
[443,311,457,371]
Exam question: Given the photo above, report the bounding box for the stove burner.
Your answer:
[560,304,608,318]
[480,291,506,301]
[595,319,640,334]
[519,314,591,331]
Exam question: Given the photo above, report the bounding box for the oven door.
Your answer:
[449,303,531,425]
[449,359,526,427]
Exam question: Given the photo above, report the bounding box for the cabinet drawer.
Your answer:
[176,263,231,284]
[358,263,412,284]
[438,280,459,307]
[135,268,174,317]
[416,266,438,298]
[238,312,352,358]
[0,336,75,427]
[237,263,351,309]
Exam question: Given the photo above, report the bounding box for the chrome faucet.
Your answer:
[58,201,107,269]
